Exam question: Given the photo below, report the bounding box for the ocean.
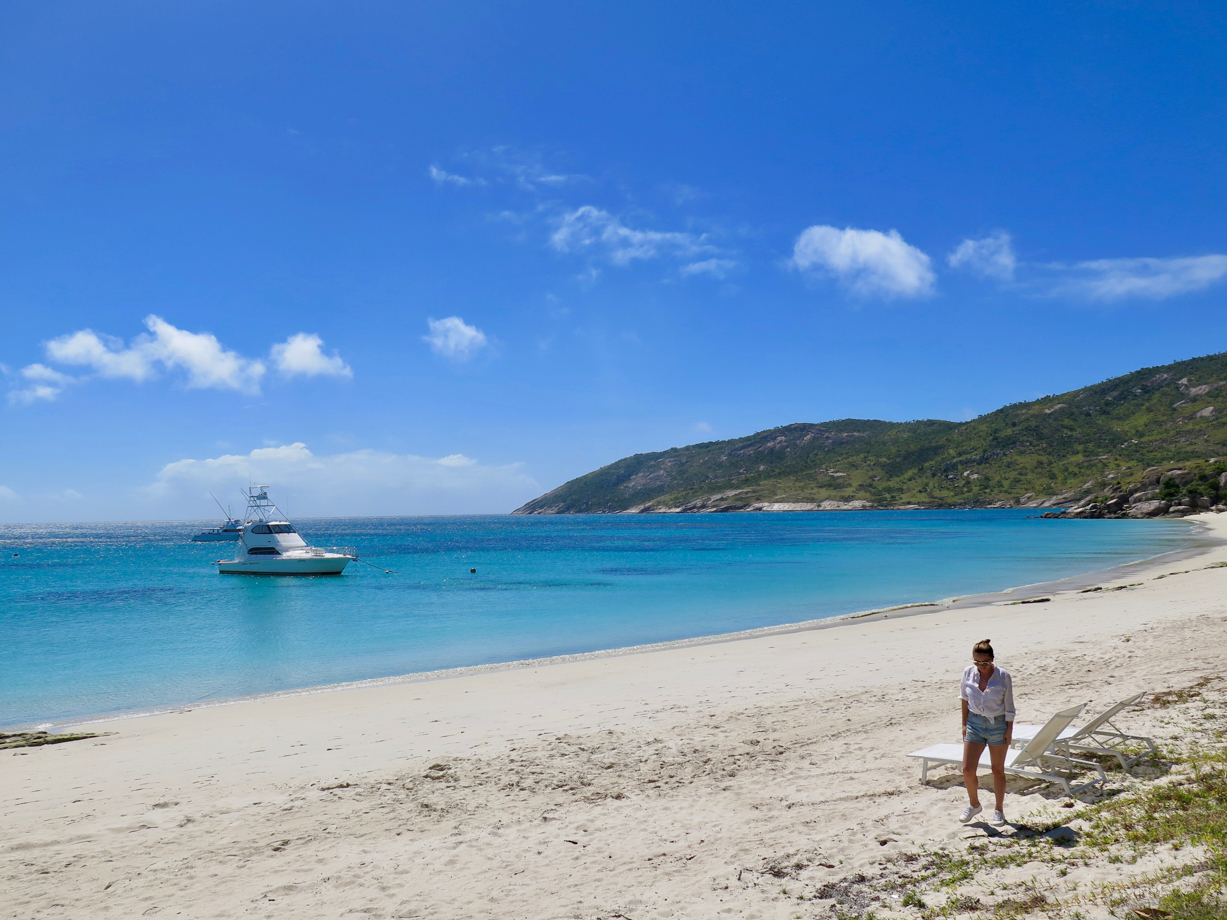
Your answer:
[0,511,1200,729]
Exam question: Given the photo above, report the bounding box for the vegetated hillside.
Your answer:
[514,351,1227,514]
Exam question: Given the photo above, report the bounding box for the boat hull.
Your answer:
[217,555,351,575]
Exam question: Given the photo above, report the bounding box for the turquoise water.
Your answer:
[0,511,1197,728]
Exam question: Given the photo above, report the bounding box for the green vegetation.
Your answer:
[515,352,1227,513]
[1082,744,1227,919]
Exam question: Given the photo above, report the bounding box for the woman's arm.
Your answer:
[1002,672,1015,745]
[961,698,969,742]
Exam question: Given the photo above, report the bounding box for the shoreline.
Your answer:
[4,513,1226,920]
[25,513,1224,736]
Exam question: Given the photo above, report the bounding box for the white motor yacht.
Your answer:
[216,487,352,575]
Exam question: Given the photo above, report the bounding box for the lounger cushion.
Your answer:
[907,743,1027,768]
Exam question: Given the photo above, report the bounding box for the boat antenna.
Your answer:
[209,492,231,520]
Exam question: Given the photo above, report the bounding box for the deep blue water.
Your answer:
[0,512,1197,728]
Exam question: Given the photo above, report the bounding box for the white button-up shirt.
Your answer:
[961,665,1015,722]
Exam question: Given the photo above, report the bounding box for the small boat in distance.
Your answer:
[216,486,352,576]
[191,519,243,542]
[191,494,243,541]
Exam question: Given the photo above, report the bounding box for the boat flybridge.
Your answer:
[216,487,352,575]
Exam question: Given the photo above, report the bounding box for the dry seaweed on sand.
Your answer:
[0,730,100,750]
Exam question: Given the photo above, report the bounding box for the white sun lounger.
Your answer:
[1010,692,1155,771]
[907,704,1108,797]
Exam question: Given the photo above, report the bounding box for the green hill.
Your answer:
[513,352,1227,514]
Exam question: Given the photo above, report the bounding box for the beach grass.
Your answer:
[850,679,1227,919]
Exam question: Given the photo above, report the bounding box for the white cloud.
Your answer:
[45,329,156,381]
[424,316,488,360]
[6,363,77,405]
[0,485,18,502]
[144,442,540,516]
[143,316,266,390]
[679,258,737,279]
[948,231,1016,281]
[1048,255,1227,301]
[45,315,266,392]
[551,206,715,266]
[792,225,935,299]
[429,164,483,187]
[692,421,713,434]
[270,333,353,379]
[10,317,353,403]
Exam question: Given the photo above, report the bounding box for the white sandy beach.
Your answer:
[3,515,1227,920]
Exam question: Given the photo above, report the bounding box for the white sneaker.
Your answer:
[989,810,1007,826]
[959,804,982,823]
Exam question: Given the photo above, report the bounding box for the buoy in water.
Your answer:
[470,568,476,574]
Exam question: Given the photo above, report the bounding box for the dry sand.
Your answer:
[3,515,1226,920]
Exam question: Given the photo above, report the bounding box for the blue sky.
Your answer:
[2,1,1226,521]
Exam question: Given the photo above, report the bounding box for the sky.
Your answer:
[2,1,1226,521]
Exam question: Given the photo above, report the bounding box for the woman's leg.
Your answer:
[987,743,1009,811]
[962,741,986,805]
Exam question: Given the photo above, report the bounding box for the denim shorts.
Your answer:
[965,712,1007,746]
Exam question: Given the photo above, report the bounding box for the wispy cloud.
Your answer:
[5,363,77,405]
[144,442,539,516]
[942,230,1227,301]
[429,164,483,187]
[1046,255,1227,301]
[0,485,18,502]
[948,231,1016,282]
[679,258,737,279]
[424,316,489,360]
[551,206,715,267]
[661,181,706,205]
[270,333,353,379]
[488,146,585,191]
[791,225,935,298]
[430,147,585,193]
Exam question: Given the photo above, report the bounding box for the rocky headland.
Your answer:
[514,351,1227,516]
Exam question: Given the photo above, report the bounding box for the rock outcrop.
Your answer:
[1043,463,1227,519]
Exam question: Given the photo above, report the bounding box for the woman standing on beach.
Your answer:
[959,639,1014,826]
